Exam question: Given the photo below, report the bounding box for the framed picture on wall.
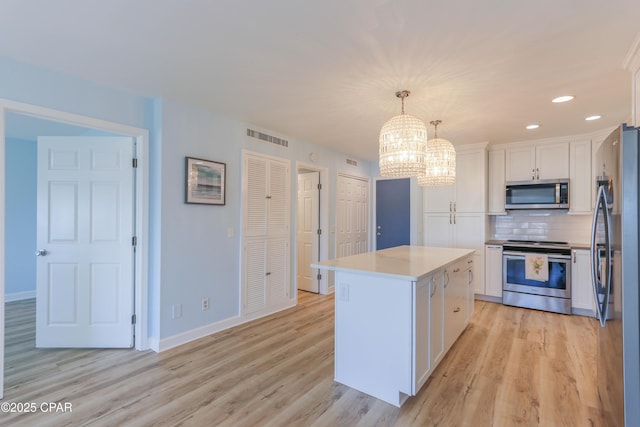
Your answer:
[185,157,226,205]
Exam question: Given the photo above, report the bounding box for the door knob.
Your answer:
[35,249,48,256]
[376,232,381,236]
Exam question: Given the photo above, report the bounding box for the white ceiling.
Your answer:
[1,0,639,161]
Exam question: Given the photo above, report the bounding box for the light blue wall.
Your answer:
[5,138,36,297]
[157,98,372,338]
[1,56,373,344]
[0,57,149,130]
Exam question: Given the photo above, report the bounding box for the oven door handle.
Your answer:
[503,250,571,260]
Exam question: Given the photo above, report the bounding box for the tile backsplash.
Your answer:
[490,210,592,244]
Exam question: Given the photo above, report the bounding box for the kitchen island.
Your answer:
[312,245,475,407]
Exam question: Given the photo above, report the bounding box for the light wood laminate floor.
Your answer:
[3,293,611,426]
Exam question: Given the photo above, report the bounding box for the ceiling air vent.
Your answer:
[246,128,289,148]
[346,159,358,166]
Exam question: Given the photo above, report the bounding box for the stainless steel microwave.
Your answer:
[505,179,569,209]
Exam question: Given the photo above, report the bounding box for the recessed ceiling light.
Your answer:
[552,95,574,103]
[585,115,601,121]
[526,124,540,130]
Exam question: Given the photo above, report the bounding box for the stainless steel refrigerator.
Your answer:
[591,124,640,426]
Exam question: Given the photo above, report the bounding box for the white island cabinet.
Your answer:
[312,245,475,407]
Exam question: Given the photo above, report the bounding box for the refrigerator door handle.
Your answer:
[591,185,612,327]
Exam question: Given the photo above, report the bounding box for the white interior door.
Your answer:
[36,136,134,348]
[337,173,369,258]
[297,171,319,292]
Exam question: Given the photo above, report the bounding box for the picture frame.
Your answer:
[185,157,226,205]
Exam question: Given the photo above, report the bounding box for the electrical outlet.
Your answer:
[202,297,210,311]
[339,283,349,302]
[172,304,182,319]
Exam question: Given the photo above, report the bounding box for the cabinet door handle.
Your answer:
[430,282,437,298]
[449,213,452,225]
[573,251,576,263]
[453,214,456,225]
[453,202,456,212]
[469,270,474,284]
[444,271,449,288]
[453,268,460,273]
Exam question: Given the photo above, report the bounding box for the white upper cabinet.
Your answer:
[455,148,487,212]
[505,146,535,181]
[424,145,487,213]
[506,142,569,182]
[569,139,592,214]
[487,149,506,215]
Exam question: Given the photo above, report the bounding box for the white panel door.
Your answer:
[336,174,369,258]
[297,172,319,292]
[36,136,134,348]
[354,178,369,254]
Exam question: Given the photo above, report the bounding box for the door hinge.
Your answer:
[317,229,322,235]
[132,158,138,168]
[317,183,322,190]
[132,236,137,246]
[317,273,322,281]
[131,314,136,324]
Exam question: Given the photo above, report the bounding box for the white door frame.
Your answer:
[295,162,329,294]
[0,99,150,398]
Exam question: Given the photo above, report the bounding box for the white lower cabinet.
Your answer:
[429,271,444,368]
[414,269,447,393]
[484,245,503,298]
[571,249,595,316]
[444,260,469,352]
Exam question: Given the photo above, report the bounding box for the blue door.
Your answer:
[376,178,410,250]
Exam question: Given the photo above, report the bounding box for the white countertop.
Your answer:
[312,245,475,281]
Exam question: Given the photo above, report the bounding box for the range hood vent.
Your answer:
[246,128,289,148]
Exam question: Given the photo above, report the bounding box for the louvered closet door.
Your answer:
[245,155,268,237]
[268,238,289,305]
[268,160,289,236]
[245,239,267,313]
[242,151,291,316]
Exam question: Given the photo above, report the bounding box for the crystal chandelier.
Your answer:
[378,90,428,177]
[418,119,456,186]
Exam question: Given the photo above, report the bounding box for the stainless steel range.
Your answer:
[502,239,571,314]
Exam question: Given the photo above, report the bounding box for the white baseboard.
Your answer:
[474,294,502,304]
[147,337,160,353]
[5,290,36,302]
[157,299,296,353]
